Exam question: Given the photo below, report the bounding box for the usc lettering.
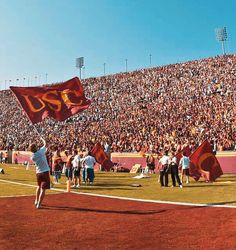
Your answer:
[22,89,83,113]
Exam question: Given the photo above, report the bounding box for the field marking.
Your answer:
[0,178,235,208]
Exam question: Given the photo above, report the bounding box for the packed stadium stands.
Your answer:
[0,54,235,154]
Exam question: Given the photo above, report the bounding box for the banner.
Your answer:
[176,145,191,164]
[190,140,223,182]
[10,77,91,124]
[91,143,114,171]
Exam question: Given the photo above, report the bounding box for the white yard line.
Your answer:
[0,179,235,208]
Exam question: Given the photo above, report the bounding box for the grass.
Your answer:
[1,163,236,206]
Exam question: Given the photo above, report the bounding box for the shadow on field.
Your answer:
[81,187,134,191]
[206,201,236,206]
[182,184,229,188]
[99,176,132,179]
[42,205,166,215]
[93,183,134,187]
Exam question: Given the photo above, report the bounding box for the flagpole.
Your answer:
[32,125,42,137]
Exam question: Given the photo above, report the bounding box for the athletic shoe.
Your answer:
[34,200,38,206]
[36,203,42,209]
[76,184,80,188]
[186,181,189,184]
[180,185,183,188]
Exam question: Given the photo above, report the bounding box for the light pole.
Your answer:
[215,27,227,55]
[83,66,85,79]
[103,63,106,76]
[149,54,152,67]
[45,73,48,83]
[76,57,84,79]
[125,59,128,72]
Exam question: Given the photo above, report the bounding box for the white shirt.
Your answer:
[169,156,177,165]
[159,155,170,165]
[72,155,81,169]
[31,146,50,174]
[84,155,96,169]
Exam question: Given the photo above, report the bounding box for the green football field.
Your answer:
[0,163,236,206]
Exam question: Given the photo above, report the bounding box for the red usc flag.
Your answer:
[190,140,223,182]
[10,77,91,124]
[91,143,114,171]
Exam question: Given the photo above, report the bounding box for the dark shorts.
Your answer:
[65,169,73,179]
[73,167,81,177]
[182,169,189,176]
[36,171,50,189]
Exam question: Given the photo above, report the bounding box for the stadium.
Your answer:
[0,1,236,249]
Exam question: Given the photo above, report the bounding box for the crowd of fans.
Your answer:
[0,54,235,155]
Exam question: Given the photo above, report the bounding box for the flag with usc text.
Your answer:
[91,143,114,171]
[10,77,91,124]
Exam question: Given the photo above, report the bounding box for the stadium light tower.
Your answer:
[103,63,106,76]
[215,27,227,55]
[76,57,84,79]
[125,59,128,72]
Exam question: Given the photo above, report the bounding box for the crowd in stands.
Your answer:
[0,54,235,155]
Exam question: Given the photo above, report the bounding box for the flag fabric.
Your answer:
[10,77,91,124]
[190,140,223,182]
[176,145,191,164]
[91,143,114,171]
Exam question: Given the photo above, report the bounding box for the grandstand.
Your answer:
[0,54,235,155]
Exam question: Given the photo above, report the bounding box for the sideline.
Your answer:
[0,179,235,208]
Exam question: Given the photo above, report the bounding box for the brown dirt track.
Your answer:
[0,193,236,250]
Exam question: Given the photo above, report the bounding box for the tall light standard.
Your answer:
[149,54,152,67]
[215,27,227,55]
[103,63,106,76]
[45,73,48,83]
[125,59,128,72]
[76,57,84,79]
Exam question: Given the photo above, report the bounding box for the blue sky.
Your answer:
[0,0,235,89]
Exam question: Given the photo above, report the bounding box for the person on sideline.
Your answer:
[169,151,182,188]
[179,151,190,184]
[71,150,81,188]
[30,137,51,209]
[157,150,170,187]
[146,154,155,174]
[52,149,62,184]
[83,151,96,185]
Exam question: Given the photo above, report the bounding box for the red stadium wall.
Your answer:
[5,150,236,174]
[11,151,34,164]
[111,152,236,174]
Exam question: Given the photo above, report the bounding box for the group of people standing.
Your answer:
[157,151,190,188]
[51,148,96,187]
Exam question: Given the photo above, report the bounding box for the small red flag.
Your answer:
[10,77,91,124]
[91,143,114,171]
[190,140,223,182]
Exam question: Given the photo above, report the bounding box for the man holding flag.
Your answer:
[30,137,51,209]
[10,77,92,206]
